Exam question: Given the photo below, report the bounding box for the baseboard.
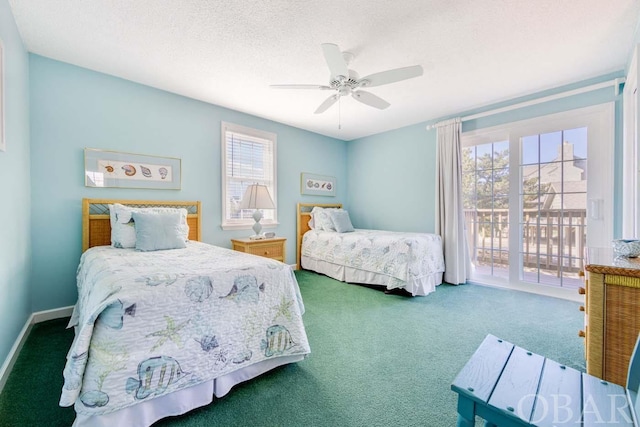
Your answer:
[0,305,74,393]
[32,305,74,323]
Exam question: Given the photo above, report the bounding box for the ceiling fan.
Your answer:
[270,43,424,114]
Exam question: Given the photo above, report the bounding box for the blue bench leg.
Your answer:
[457,414,474,427]
[456,396,476,427]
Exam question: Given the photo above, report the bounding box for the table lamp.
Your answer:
[239,184,275,239]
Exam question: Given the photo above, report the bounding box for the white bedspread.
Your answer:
[60,241,310,416]
[302,229,445,294]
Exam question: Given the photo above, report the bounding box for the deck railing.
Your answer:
[464,208,587,277]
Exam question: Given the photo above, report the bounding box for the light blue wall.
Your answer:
[347,73,625,236]
[0,0,31,368]
[29,55,347,312]
[347,123,437,232]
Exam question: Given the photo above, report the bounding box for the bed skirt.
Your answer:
[72,354,305,427]
[301,255,443,296]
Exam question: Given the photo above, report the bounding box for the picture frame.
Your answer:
[84,148,181,189]
[300,173,336,196]
[0,39,5,152]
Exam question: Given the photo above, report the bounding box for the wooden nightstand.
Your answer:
[231,237,286,262]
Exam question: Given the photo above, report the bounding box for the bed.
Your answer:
[296,203,445,296]
[61,199,311,427]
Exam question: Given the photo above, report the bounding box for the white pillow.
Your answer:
[311,206,339,232]
[328,209,355,233]
[109,204,136,248]
[109,203,189,248]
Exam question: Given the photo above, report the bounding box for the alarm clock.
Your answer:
[264,232,276,238]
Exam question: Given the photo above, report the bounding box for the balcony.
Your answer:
[464,208,586,289]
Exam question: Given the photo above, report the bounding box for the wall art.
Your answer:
[84,148,181,189]
[300,173,335,196]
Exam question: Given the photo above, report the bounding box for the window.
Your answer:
[462,140,510,280]
[221,122,277,230]
[462,104,613,296]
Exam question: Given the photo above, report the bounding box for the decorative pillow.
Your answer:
[132,211,187,251]
[109,204,189,248]
[311,207,337,231]
[109,204,137,248]
[329,209,355,233]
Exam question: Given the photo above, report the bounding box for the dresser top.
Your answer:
[585,247,640,276]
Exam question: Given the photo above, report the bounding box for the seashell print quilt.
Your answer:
[301,229,445,289]
[60,242,310,416]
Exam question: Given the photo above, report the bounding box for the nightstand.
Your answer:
[231,237,286,262]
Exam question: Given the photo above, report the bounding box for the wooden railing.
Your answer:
[464,208,587,275]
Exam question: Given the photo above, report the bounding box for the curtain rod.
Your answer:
[425,77,624,130]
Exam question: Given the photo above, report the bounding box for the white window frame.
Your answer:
[462,103,614,300]
[623,44,639,237]
[221,121,278,230]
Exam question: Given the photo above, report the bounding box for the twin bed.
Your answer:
[61,199,445,426]
[296,203,445,296]
[61,199,310,427]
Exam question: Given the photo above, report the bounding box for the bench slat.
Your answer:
[582,373,634,427]
[451,334,514,402]
[628,389,639,427]
[531,358,582,427]
[488,346,545,423]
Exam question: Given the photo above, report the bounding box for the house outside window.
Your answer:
[221,122,277,230]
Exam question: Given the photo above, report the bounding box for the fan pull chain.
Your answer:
[338,96,342,130]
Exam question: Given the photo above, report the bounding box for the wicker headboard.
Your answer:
[82,198,202,251]
[296,202,342,269]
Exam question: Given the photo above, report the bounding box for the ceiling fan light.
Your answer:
[339,87,351,96]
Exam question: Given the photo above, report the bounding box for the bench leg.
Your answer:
[457,414,474,427]
[484,422,497,427]
[456,396,476,427]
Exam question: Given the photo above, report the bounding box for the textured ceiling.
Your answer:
[8,0,640,141]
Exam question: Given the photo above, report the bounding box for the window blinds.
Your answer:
[224,130,275,222]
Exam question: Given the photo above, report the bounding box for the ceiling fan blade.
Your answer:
[321,43,349,78]
[359,65,423,88]
[314,94,339,114]
[352,91,390,110]
[270,84,332,90]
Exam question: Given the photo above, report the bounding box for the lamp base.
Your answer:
[252,210,263,237]
[249,234,266,240]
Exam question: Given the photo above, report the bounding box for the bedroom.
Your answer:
[2,0,640,425]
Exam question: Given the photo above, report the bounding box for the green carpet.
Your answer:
[0,271,583,426]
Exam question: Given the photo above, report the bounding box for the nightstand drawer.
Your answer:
[230,237,286,262]
[246,243,283,258]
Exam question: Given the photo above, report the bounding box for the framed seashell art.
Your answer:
[84,148,181,189]
[300,172,336,196]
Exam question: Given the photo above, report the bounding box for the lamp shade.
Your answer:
[239,184,275,210]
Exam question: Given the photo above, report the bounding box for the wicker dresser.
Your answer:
[582,247,640,387]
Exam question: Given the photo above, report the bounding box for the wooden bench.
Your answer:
[451,334,640,426]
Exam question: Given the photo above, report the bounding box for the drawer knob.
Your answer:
[264,251,269,255]
[579,305,585,312]
[578,287,586,295]
[578,330,585,338]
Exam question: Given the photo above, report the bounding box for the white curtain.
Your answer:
[435,118,470,285]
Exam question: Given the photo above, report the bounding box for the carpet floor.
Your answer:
[0,270,583,426]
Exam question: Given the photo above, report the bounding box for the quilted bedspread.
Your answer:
[302,229,445,289]
[60,242,310,416]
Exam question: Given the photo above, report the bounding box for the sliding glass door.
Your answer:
[462,104,613,294]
